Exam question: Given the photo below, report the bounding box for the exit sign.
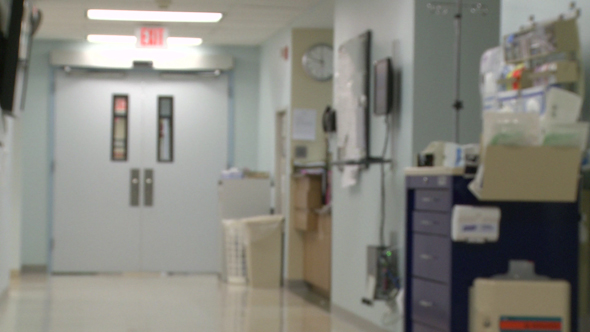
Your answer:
[137,27,168,48]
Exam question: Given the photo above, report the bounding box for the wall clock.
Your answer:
[302,44,333,82]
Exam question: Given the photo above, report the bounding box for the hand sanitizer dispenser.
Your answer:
[470,261,570,332]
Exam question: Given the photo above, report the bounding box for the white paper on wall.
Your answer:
[341,165,359,188]
[292,108,317,141]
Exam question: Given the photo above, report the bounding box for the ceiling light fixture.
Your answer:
[87,35,137,44]
[87,9,223,23]
[87,35,203,46]
[168,37,203,46]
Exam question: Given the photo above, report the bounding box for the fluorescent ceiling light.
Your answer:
[87,9,223,23]
[87,35,137,44]
[168,37,203,46]
[87,35,203,46]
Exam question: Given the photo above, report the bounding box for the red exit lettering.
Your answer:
[138,27,168,48]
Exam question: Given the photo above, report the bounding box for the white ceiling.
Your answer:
[33,0,331,45]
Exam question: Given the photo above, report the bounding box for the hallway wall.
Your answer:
[21,40,261,267]
[329,0,499,329]
[257,0,335,171]
[330,0,415,328]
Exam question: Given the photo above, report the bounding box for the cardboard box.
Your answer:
[479,146,581,202]
[295,209,318,232]
[294,175,322,209]
[304,213,332,295]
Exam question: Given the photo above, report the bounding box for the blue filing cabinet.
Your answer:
[404,173,580,332]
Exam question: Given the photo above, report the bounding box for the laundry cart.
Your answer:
[242,215,284,289]
[219,178,271,283]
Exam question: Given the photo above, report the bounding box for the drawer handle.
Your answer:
[420,254,435,260]
[419,300,434,308]
[422,197,439,203]
[420,220,435,226]
[422,177,429,183]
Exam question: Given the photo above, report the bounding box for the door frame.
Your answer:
[47,66,236,274]
[274,110,287,215]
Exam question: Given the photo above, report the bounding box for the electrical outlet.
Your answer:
[363,245,400,304]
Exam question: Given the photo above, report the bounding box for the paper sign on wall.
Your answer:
[292,108,317,141]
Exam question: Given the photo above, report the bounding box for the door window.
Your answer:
[158,96,174,162]
[112,95,129,161]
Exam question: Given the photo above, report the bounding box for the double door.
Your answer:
[53,70,228,273]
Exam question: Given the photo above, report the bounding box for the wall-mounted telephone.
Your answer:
[323,106,337,133]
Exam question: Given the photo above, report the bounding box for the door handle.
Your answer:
[420,254,435,261]
[144,169,154,207]
[130,169,140,207]
[419,300,434,308]
[422,197,439,203]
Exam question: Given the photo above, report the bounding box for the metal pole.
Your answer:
[453,0,464,143]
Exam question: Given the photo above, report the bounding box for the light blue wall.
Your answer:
[21,39,261,266]
[330,0,499,329]
[331,0,415,328]
[413,0,500,150]
[21,41,52,266]
[0,0,13,295]
[257,30,292,172]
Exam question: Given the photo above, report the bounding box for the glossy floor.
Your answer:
[0,274,367,332]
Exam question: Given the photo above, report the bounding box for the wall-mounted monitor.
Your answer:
[374,58,393,116]
[0,0,42,115]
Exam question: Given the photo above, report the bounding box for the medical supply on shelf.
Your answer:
[542,122,590,151]
[418,142,480,170]
[451,205,501,243]
[483,112,541,147]
[543,87,583,124]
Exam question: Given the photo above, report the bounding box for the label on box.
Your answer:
[500,316,562,331]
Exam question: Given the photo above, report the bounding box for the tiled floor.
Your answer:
[0,274,366,332]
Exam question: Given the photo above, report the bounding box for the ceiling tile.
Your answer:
[34,0,329,45]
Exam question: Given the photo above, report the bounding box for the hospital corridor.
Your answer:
[1,1,590,332]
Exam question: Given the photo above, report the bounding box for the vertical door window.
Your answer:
[112,95,129,161]
[158,96,174,162]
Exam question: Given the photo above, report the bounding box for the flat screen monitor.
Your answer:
[374,58,393,116]
[0,0,41,114]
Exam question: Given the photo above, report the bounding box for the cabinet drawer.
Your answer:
[407,176,451,189]
[415,190,452,212]
[412,234,450,283]
[413,322,445,332]
[412,212,451,236]
[412,279,450,331]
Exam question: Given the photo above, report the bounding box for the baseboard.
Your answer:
[285,279,307,290]
[331,304,391,332]
[21,265,48,274]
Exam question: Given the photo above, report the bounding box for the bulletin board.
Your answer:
[335,31,372,165]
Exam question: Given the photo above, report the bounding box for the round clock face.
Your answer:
[302,44,334,81]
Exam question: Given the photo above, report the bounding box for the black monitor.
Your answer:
[0,0,41,114]
[374,57,393,116]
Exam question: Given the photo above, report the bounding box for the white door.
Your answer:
[53,70,228,273]
[139,72,228,273]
